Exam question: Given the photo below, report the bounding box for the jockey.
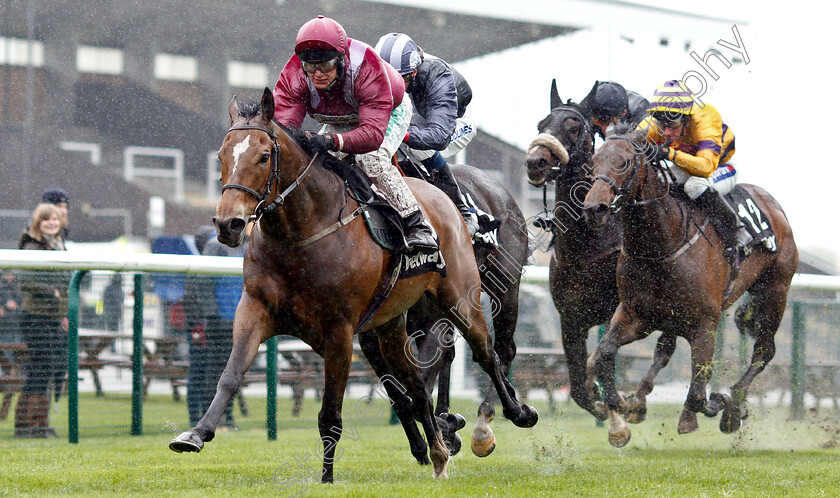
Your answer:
[581,80,650,138]
[375,32,479,236]
[638,80,752,260]
[272,16,437,251]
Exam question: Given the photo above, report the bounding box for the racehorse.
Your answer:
[582,132,798,447]
[168,88,538,482]
[360,163,530,459]
[523,82,622,421]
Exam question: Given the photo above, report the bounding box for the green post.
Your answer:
[131,274,144,436]
[266,336,277,440]
[790,302,806,420]
[67,270,88,444]
[711,317,726,392]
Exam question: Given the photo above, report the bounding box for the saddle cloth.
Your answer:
[725,185,779,254]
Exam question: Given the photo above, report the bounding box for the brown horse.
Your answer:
[582,132,798,447]
[524,86,621,421]
[168,88,538,482]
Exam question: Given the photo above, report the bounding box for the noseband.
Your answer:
[547,105,594,177]
[221,124,317,221]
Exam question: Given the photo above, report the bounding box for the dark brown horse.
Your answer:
[523,85,622,421]
[169,89,538,482]
[360,163,529,459]
[582,132,798,446]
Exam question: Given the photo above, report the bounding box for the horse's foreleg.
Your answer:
[678,327,717,435]
[358,330,430,465]
[593,304,649,447]
[563,322,606,420]
[318,326,354,484]
[170,296,271,453]
[375,315,449,478]
[626,332,677,424]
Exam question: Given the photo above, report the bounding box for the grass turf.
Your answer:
[1,394,839,497]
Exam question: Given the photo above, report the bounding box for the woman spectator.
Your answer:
[14,203,69,438]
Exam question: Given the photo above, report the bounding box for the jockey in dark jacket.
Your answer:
[376,32,479,236]
[580,80,650,138]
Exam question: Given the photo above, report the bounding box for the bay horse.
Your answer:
[360,163,529,459]
[168,88,538,482]
[523,83,622,421]
[582,131,798,447]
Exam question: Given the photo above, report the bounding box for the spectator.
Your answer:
[102,273,124,332]
[200,227,247,430]
[41,188,70,244]
[14,203,70,438]
[183,226,216,426]
[0,271,23,346]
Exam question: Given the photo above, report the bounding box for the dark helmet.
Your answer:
[590,81,628,121]
[374,33,422,75]
[295,15,348,63]
[42,188,69,205]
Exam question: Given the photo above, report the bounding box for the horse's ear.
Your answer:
[228,95,240,123]
[550,79,562,110]
[261,87,275,122]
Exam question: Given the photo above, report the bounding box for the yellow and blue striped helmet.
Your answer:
[649,80,695,116]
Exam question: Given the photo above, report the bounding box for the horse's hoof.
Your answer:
[677,418,700,434]
[720,400,742,434]
[443,432,462,456]
[505,404,539,428]
[433,467,448,479]
[445,413,467,432]
[608,428,631,447]
[625,410,646,424]
[470,432,496,457]
[169,431,204,453]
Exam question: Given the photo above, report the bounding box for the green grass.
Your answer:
[1,394,840,497]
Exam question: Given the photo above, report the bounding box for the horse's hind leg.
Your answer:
[374,314,449,478]
[626,332,677,424]
[471,284,520,457]
[358,329,430,465]
[438,283,538,432]
[170,295,272,453]
[723,279,789,432]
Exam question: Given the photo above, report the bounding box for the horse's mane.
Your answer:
[235,99,262,120]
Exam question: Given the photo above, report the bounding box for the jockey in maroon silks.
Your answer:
[272,15,437,251]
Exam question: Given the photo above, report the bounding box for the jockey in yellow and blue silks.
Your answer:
[637,80,752,260]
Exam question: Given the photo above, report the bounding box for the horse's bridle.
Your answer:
[221,124,317,221]
[544,104,595,180]
[592,135,671,213]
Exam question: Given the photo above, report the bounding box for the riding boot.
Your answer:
[402,209,439,251]
[694,189,753,259]
[430,160,480,237]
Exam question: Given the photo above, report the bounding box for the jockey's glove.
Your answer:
[653,144,672,162]
[305,132,337,152]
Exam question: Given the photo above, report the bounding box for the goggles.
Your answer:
[301,57,340,74]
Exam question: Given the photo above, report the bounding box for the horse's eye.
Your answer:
[260,153,270,164]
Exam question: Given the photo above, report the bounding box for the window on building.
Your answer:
[77,45,123,75]
[0,36,45,66]
[154,53,198,82]
[227,60,268,88]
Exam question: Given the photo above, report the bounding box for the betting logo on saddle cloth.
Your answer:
[725,186,779,253]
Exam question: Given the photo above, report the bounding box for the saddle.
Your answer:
[317,151,446,279]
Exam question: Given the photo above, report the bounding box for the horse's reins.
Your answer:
[221,124,318,223]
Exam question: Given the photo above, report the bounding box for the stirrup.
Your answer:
[462,212,479,237]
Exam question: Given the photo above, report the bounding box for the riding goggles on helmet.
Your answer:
[301,56,341,74]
